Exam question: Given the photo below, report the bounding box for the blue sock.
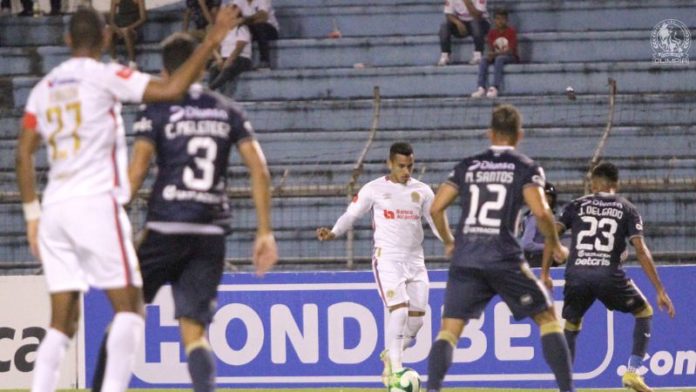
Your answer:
[187,346,215,392]
[628,354,643,373]
[426,339,453,391]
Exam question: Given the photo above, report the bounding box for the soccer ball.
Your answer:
[493,36,509,52]
[388,368,421,392]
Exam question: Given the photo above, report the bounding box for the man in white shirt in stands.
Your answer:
[209,11,253,93]
[316,142,443,386]
[15,6,239,392]
[234,0,279,70]
[438,0,490,66]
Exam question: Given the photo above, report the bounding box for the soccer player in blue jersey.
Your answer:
[426,104,575,392]
[542,162,675,392]
[92,33,277,392]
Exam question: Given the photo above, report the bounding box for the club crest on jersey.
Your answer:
[411,191,421,203]
[386,289,395,299]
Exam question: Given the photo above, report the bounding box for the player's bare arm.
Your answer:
[430,182,457,257]
[128,139,155,201]
[142,5,241,102]
[239,139,277,276]
[524,185,568,264]
[540,221,568,289]
[15,127,43,260]
[631,236,676,318]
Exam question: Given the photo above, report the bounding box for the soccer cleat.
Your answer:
[437,53,450,66]
[380,349,392,386]
[622,371,653,392]
[468,51,482,65]
[486,86,498,98]
[471,87,486,98]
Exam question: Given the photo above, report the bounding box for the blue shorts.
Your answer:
[443,264,552,321]
[562,270,647,321]
[137,230,225,325]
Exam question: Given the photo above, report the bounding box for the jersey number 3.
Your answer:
[183,136,218,191]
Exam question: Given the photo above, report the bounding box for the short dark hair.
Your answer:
[494,8,509,17]
[490,104,522,137]
[389,142,413,160]
[161,33,198,74]
[68,7,105,50]
[591,162,619,183]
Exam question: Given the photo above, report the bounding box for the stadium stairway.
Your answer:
[0,0,694,268]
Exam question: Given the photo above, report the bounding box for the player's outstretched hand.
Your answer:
[657,290,676,318]
[26,219,41,261]
[253,233,278,277]
[316,227,336,241]
[552,244,569,264]
[207,5,242,45]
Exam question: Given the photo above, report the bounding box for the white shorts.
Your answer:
[371,247,429,311]
[38,193,142,293]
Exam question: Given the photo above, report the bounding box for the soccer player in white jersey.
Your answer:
[15,7,239,392]
[316,142,443,386]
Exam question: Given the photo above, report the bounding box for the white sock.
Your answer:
[101,312,144,392]
[31,328,70,392]
[402,315,424,350]
[386,307,409,372]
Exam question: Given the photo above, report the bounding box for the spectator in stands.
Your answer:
[48,0,62,15]
[234,0,279,70]
[471,8,518,98]
[209,20,253,93]
[1,0,11,15]
[17,0,33,16]
[108,0,147,69]
[183,0,221,41]
[521,182,557,267]
[437,0,489,66]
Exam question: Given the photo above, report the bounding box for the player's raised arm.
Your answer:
[15,121,43,260]
[238,139,277,276]
[142,5,241,102]
[631,236,675,318]
[430,182,457,256]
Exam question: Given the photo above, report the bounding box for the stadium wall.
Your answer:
[1,266,694,389]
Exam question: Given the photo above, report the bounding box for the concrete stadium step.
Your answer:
[0,31,661,77]
[2,93,695,136]
[4,62,694,108]
[0,0,690,46]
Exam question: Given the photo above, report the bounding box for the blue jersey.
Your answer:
[559,193,643,276]
[133,84,254,231]
[447,146,546,267]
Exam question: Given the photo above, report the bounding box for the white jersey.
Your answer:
[331,176,440,257]
[23,57,151,207]
[444,0,488,22]
[220,25,252,59]
[233,0,279,31]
